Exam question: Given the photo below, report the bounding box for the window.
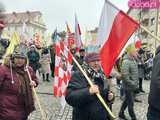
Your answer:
[142,18,149,26]
[151,30,154,34]
[151,17,155,25]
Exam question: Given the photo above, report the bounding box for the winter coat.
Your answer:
[0,64,38,120]
[27,50,40,72]
[65,71,112,120]
[40,53,50,74]
[121,54,139,91]
[148,46,160,112]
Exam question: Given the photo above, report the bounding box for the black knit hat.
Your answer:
[79,48,85,52]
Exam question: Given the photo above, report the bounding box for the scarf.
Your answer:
[14,67,35,115]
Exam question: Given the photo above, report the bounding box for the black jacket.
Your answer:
[65,71,111,120]
[148,46,160,112]
[27,50,40,72]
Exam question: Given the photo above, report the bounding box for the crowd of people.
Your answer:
[1,3,160,120]
[66,44,157,120]
[0,32,158,120]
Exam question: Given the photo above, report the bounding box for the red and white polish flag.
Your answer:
[75,14,83,52]
[97,0,139,77]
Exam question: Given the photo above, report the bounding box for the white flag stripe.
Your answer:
[96,1,119,48]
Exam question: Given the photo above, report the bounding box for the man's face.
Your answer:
[30,47,35,51]
[14,57,26,67]
[130,50,138,58]
[80,51,85,57]
[88,60,100,72]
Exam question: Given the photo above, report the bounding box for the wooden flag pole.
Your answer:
[140,25,160,43]
[72,56,116,120]
[25,66,48,120]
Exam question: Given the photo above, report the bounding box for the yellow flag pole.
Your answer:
[25,66,48,120]
[72,56,116,120]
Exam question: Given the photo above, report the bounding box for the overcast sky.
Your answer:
[1,0,129,33]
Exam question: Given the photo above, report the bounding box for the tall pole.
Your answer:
[25,66,48,120]
[155,6,159,49]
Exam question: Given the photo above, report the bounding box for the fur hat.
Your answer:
[12,43,28,59]
[84,52,100,63]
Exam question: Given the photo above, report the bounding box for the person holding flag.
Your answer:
[65,52,114,120]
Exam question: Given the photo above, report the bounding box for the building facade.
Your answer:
[2,11,47,44]
[128,9,160,50]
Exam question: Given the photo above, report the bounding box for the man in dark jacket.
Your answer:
[65,52,114,120]
[147,45,160,120]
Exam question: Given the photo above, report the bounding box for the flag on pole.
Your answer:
[5,32,20,56]
[66,22,71,34]
[54,37,72,108]
[97,0,139,77]
[75,14,83,51]
[66,22,74,48]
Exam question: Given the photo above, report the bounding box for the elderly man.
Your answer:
[65,52,114,120]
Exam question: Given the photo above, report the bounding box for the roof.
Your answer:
[3,11,45,26]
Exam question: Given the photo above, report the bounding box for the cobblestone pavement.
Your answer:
[29,77,150,120]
